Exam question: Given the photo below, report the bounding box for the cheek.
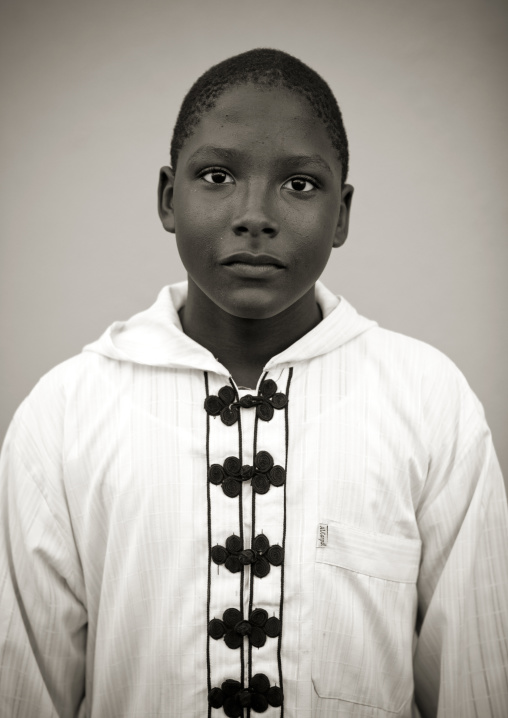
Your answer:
[289,211,336,267]
[174,190,202,235]
[287,195,337,234]
[173,197,210,259]
[298,242,333,280]
[176,232,215,278]
[174,188,229,246]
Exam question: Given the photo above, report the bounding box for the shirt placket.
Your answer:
[204,370,293,718]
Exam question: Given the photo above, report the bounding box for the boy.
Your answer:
[0,48,507,718]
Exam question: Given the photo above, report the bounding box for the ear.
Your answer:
[158,166,176,233]
[333,183,354,248]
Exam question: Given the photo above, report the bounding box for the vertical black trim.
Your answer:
[247,371,268,718]
[277,367,293,717]
[246,410,259,716]
[230,378,245,689]
[204,372,212,718]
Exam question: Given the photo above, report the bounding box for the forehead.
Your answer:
[179,83,342,177]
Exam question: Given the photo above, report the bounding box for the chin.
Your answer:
[217,288,291,321]
[222,302,283,321]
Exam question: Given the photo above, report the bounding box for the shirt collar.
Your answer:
[83,280,377,375]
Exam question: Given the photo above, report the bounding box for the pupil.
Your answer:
[292,179,306,191]
[212,172,225,183]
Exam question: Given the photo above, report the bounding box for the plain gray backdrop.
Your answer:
[1,0,507,486]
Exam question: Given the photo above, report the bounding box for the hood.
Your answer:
[83,281,377,378]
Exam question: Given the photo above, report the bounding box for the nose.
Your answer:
[231,182,279,239]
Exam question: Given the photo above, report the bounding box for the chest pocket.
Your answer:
[312,520,421,713]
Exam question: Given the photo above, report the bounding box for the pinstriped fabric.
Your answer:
[1,281,507,717]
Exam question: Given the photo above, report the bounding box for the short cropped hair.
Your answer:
[170,48,349,183]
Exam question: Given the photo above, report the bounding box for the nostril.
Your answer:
[232,219,279,237]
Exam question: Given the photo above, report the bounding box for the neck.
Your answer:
[179,278,322,388]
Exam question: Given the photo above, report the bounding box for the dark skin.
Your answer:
[158,83,353,389]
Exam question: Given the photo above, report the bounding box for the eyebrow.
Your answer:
[187,145,333,174]
[187,145,243,163]
[280,154,332,174]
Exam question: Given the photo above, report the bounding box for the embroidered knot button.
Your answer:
[208,608,282,649]
[211,534,244,573]
[208,674,283,716]
[209,453,285,497]
[210,532,283,577]
[251,451,286,494]
[254,378,289,422]
[204,379,288,425]
[204,385,239,425]
[208,456,243,498]
[251,533,284,578]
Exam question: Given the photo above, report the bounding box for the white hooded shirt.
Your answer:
[1,281,507,718]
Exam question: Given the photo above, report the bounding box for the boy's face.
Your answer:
[159,83,353,320]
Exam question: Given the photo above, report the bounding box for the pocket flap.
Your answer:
[316,521,421,583]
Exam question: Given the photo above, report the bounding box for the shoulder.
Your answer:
[355,324,470,398]
[9,351,128,445]
[362,324,458,372]
[358,328,497,503]
[17,352,114,411]
[354,325,487,442]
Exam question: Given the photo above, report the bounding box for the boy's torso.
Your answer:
[51,325,432,717]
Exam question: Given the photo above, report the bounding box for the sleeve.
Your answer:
[413,356,508,717]
[0,383,87,718]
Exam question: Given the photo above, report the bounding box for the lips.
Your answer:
[220,252,286,268]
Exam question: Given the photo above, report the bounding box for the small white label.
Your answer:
[317,523,328,547]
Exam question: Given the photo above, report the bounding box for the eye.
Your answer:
[200,168,234,185]
[282,176,317,192]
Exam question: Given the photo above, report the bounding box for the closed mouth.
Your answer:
[220,252,286,268]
